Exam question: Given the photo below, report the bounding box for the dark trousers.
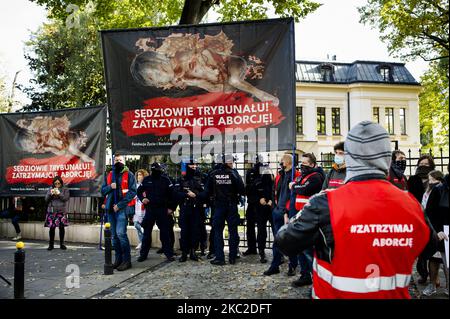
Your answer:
[270,211,285,269]
[245,202,271,252]
[213,202,240,261]
[417,253,429,280]
[208,206,216,253]
[179,204,202,254]
[168,213,175,250]
[140,207,174,259]
[49,225,65,245]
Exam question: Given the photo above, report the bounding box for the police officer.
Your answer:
[174,158,205,262]
[137,162,175,262]
[243,155,273,263]
[205,157,223,260]
[200,154,245,265]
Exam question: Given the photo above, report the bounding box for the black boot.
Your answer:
[189,249,199,261]
[59,226,66,250]
[48,228,55,250]
[179,253,188,262]
[259,250,267,263]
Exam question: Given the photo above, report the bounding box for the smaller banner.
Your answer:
[0,106,107,197]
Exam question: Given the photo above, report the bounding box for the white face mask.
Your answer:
[334,155,345,165]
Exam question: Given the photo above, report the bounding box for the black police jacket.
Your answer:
[174,171,205,207]
[137,174,174,209]
[275,174,439,264]
[200,165,245,205]
[245,163,273,204]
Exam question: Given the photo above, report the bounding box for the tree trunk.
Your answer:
[179,0,218,25]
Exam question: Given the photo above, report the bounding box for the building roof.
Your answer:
[295,60,420,85]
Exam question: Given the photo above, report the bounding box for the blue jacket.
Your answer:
[101,166,137,212]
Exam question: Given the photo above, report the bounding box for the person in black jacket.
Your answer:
[387,150,408,190]
[137,162,176,262]
[243,155,273,263]
[423,167,449,296]
[288,153,324,287]
[407,154,436,283]
[173,159,205,262]
[199,154,245,266]
[322,142,346,190]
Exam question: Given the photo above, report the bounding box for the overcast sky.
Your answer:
[0,0,430,107]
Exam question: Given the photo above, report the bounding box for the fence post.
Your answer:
[104,223,113,275]
[14,242,25,299]
[408,149,412,176]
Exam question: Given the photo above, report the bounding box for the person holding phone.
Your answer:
[45,176,70,250]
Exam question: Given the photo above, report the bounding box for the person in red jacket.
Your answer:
[275,121,437,299]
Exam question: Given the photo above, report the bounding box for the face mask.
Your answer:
[114,162,124,173]
[429,182,439,188]
[151,169,162,178]
[334,155,344,166]
[416,165,432,178]
[300,165,313,176]
[393,160,407,173]
[186,166,196,177]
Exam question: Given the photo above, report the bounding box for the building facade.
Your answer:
[295,60,422,158]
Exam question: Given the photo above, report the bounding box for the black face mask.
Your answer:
[429,182,440,188]
[114,162,124,173]
[186,166,196,177]
[416,165,433,178]
[393,160,407,173]
[300,165,313,176]
[151,169,162,178]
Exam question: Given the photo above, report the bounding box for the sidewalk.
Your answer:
[0,239,166,299]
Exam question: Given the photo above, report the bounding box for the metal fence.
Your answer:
[1,148,448,249]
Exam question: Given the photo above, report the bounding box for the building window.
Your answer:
[379,65,392,81]
[320,64,334,82]
[332,108,341,135]
[400,108,406,135]
[373,107,380,123]
[385,107,394,135]
[296,107,303,134]
[317,107,326,135]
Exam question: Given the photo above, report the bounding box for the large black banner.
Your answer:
[0,106,107,197]
[101,18,296,155]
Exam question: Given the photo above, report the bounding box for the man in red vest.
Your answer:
[275,121,437,299]
[101,154,137,271]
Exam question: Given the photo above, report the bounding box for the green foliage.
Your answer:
[0,76,10,113]
[419,60,449,151]
[358,0,449,63]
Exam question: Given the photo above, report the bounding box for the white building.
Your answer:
[295,60,422,159]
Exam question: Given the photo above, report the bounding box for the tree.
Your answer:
[358,0,449,65]
[419,61,449,151]
[0,76,9,113]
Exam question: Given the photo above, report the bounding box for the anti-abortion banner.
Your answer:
[101,18,296,155]
[0,106,107,197]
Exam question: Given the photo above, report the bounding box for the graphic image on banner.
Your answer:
[0,106,107,197]
[101,18,296,155]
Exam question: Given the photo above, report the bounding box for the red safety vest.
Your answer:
[274,170,300,210]
[107,171,136,207]
[293,172,319,211]
[312,179,429,299]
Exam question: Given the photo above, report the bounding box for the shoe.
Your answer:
[418,277,427,285]
[292,275,313,287]
[206,252,215,259]
[229,258,236,265]
[12,233,22,241]
[136,256,147,262]
[287,266,296,276]
[47,245,54,251]
[210,259,226,266]
[444,289,449,296]
[259,253,267,264]
[242,249,257,256]
[166,256,176,262]
[60,244,67,250]
[190,253,199,261]
[200,249,206,256]
[179,254,188,262]
[135,243,142,250]
[113,260,123,269]
[263,267,280,276]
[116,261,132,271]
[156,248,164,254]
[422,284,437,296]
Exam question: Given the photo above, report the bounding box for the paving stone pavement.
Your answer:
[1,238,447,299]
[96,252,311,299]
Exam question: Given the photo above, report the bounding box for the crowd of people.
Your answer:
[1,121,448,298]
